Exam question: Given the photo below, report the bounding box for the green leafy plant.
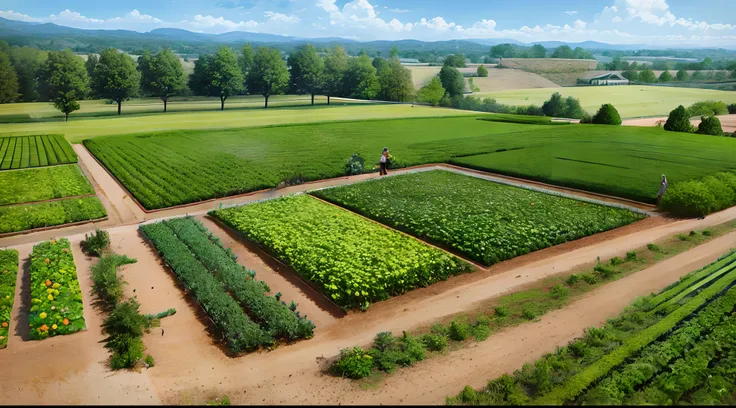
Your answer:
[333,346,374,379]
[421,333,448,352]
[522,305,538,320]
[344,153,365,176]
[625,251,637,261]
[647,243,661,252]
[0,249,19,349]
[565,274,580,286]
[550,284,569,300]
[82,229,111,257]
[144,354,155,367]
[495,305,510,318]
[591,104,622,125]
[91,253,137,309]
[697,116,723,136]
[449,319,470,341]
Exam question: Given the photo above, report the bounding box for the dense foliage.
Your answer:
[697,115,723,135]
[102,297,153,369]
[448,252,736,405]
[0,196,107,234]
[89,48,140,115]
[663,105,694,133]
[313,171,644,266]
[91,253,136,308]
[28,238,86,340]
[211,195,471,310]
[248,47,289,108]
[660,171,736,217]
[137,49,187,112]
[0,164,93,205]
[81,228,111,257]
[591,103,622,125]
[0,134,77,170]
[38,49,89,121]
[439,66,465,97]
[687,100,728,117]
[541,92,585,119]
[0,50,19,103]
[476,65,488,77]
[0,249,19,348]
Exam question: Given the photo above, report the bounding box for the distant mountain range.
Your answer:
[0,16,732,54]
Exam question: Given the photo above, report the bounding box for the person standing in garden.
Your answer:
[379,147,389,176]
[656,174,668,206]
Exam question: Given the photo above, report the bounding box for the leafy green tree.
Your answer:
[416,77,445,106]
[439,65,465,97]
[443,54,466,68]
[91,48,141,115]
[714,71,727,81]
[490,44,516,59]
[343,54,380,100]
[378,58,414,102]
[529,44,547,58]
[39,49,90,121]
[248,47,289,108]
[551,46,574,59]
[542,92,565,117]
[638,69,657,83]
[85,54,98,81]
[675,69,689,81]
[476,65,488,77]
[239,43,254,80]
[664,105,693,133]
[8,46,47,102]
[287,44,324,105]
[572,47,594,60]
[658,70,672,82]
[139,49,187,112]
[591,104,622,125]
[691,71,704,80]
[189,47,243,110]
[188,54,213,97]
[0,50,20,103]
[621,70,639,81]
[389,45,400,59]
[322,46,349,105]
[373,57,391,99]
[697,116,722,136]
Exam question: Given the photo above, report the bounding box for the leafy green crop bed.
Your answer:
[0,135,77,170]
[313,170,644,266]
[0,197,107,234]
[211,195,472,310]
[84,116,736,210]
[447,252,736,406]
[0,249,19,348]
[0,164,94,206]
[29,239,86,340]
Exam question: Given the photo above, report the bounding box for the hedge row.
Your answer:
[140,222,272,353]
[660,171,736,217]
[0,249,19,348]
[164,217,315,341]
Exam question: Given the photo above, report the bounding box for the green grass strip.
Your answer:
[534,265,736,405]
[20,136,30,168]
[28,136,38,167]
[653,261,736,312]
[36,136,47,166]
[53,134,77,163]
[647,251,736,309]
[10,137,22,169]
[0,137,15,170]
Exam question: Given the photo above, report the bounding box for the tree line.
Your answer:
[489,44,595,60]
[0,41,416,118]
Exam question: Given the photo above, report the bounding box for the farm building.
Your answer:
[580,72,630,86]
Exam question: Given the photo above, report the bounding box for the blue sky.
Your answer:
[1,0,735,46]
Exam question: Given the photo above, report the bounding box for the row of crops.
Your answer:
[0,135,77,170]
[140,217,314,354]
[0,249,19,348]
[313,171,645,266]
[448,251,736,406]
[211,195,472,310]
[0,135,107,235]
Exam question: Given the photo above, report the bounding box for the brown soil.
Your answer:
[623,114,736,133]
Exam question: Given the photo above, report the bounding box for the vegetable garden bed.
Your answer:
[0,134,77,170]
[210,194,472,310]
[0,197,107,235]
[312,170,645,266]
[0,164,95,206]
[28,239,86,340]
[0,249,19,349]
[447,250,736,406]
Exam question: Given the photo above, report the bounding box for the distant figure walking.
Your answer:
[379,147,389,176]
[656,174,668,206]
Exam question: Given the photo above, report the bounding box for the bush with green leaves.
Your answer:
[687,100,728,117]
[82,229,110,256]
[476,65,488,77]
[660,179,717,217]
[495,305,510,317]
[421,333,448,351]
[591,104,622,125]
[91,253,137,309]
[449,319,470,341]
[550,284,569,300]
[344,153,365,175]
[697,115,723,136]
[728,104,736,114]
[664,105,694,133]
[333,346,374,379]
[103,298,154,369]
[565,274,580,286]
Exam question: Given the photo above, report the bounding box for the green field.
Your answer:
[211,195,471,310]
[312,170,644,266]
[475,86,736,118]
[85,116,736,209]
[0,135,77,169]
[0,164,94,205]
[0,196,107,234]
[0,104,475,144]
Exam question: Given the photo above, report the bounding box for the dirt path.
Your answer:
[623,114,736,133]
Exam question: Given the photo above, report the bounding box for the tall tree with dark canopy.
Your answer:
[39,49,90,121]
[529,44,547,58]
[551,45,575,59]
[490,44,516,59]
[664,105,694,133]
[85,54,98,81]
[0,50,19,103]
[189,47,243,110]
[8,46,47,102]
[287,44,324,105]
[416,77,445,106]
[239,43,254,80]
[443,54,466,68]
[91,48,140,115]
[379,58,414,102]
[389,45,400,59]
[322,46,349,105]
[248,47,289,108]
[139,49,187,112]
[343,54,380,100]
[439,65,465,97]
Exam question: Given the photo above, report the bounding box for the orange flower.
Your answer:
[40,324,48,332]
[50,240,56,245]
[44,258,50,264]
[1,322,7,328]
[62,318,70,326]
[45,280,52,287]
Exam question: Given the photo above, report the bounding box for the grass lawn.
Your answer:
[0,104,476,144]
[474,86,736,118]
[312,170,644,266]
[84,116,736,209]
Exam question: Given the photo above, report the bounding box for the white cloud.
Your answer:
[0,10,41,22]
[264,11,299,23]
[418,17,456,31]
[612,16,622,22]
[574,19,587,29]
[49,9,104,24]
[180,14,259,32]
[108,10,163,24]
[389,8,411,13]
[562,11,578,15]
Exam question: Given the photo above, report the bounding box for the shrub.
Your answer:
[514,104,544,116]
[103,298,153,369]
[697,116,723,136]
[702,176,734,211]
[439,93,452,107]
[591,104,622,125]
[82,229,110,257]
[664,105,694,133]
[396,332,426,366]
[542,92,564,117]
[333,347,374,379]
[687,100,728,117]
[579,113,592,124]
[344,153,365,175]
[421,333,448,351]
[565,274,580,286]
[521,305,537,320]
[647,243,661,252]
[626,251,637,261]
[677,233,688,241]
[144,354,155,367]
[702,230,712,236]
[449,319,470,341]
[472,323,491,341]
[206,396,231,406]
[658,70,672,82]
[477,65,488,77]
[494,305,510,317]
[564,96,585,119]
[594,263,616,279]
[609,256,623,266]
[91,254,137,309]
[581,273,598,285]
[689,230,697,236]
[660,180,717,217]
[550,284,569,300]
[728,103,736,114]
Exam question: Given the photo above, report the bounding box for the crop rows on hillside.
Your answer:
[0,135,77,170]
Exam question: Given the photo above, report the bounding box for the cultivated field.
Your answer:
[466,69,560,92]
[499,58,598,72]
[476,86,736,118]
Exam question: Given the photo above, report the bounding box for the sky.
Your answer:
[1,0,735,46]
